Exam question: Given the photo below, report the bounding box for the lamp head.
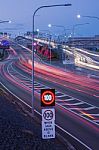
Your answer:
[9,20,11,23]
[77,14,81,19]
[48,24,52,28]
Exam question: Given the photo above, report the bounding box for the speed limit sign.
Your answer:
[41,89,55,107]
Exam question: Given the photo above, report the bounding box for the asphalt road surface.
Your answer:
[0,40,99,150]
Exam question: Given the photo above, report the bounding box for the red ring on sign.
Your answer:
[42,90,55,105]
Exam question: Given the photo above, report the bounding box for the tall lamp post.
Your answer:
[36,29,51,40]
[36,28,52,64]
[77,14,99,35]
[0,20,11,57]
[48,24,71,66]
[48,24,66,34]
[72,23,90,38]
[77,14,99,21]
[32,3,72,116]
[0,20,11,36]
[48,24,70,43]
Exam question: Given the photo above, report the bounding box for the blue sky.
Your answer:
[0,0,99,37]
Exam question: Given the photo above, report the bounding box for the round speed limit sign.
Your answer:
[43,109,53,120]
[41,89,55,107]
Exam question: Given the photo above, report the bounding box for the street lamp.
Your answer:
[36,29,51,39]
[48,24,71,43]
[77,14,99,36]
[0,20,11,36]
[36,28,52,64]
[48,24,71,67]
[48,24,66,32]
[72,23,90,38]
[32,3,72,116]
[77,14,99,21]
[0,20,11,24]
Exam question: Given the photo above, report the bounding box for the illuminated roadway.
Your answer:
[0,40,99,150]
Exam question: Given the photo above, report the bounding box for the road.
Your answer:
[0,39,99,150]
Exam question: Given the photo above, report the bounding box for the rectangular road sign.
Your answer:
[42,108,55,139]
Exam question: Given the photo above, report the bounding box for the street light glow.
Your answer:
[9,20,11,23]
[36,28,39,32]
[77,14,81,19]
[48,24,51,28]
[77,14,99,20]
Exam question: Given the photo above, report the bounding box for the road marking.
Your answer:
[57,103,99,126]
[63,102,84,106]
[94,120,99,122]
[0,82,93,150]
[56,124,92,150]
[0,82,31,108]
[93,95,99,98]
[56,99,74,102]
[87,114,99,116]
[82,107,95,110]
[56,94,66,97]
[4,61,99,126]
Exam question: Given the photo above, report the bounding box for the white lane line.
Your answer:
[24,83,32,86]
[21,79,32,82]
[34,83,41,86]
[56,94,68,98]
[69,107,87,110]
[57,100,72,102]
[87,114,99,116]
[34,84,46,88]
[56,124,92,150]
[0,82,32,108]
[64,98,76,101]
[8,62,31,81]
[83,107,95,110]
[0,82,92,150]
[93,95,99,98]
[34,84,41,86]
[6,64,31,92]
[57,100,71,102]
[69,107,96,111]
[94,120,99,122]
[57,103,99,126]
[63,102,84,106]
[57,98,75,102]
[35,87,45,89]
[55,91,60,94]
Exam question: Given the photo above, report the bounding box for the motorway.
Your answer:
[0,39,99,150]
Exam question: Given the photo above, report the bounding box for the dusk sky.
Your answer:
[0,0,99,37]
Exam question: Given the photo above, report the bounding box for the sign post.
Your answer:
[41,89,55,139]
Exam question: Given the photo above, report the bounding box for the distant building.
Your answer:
[67,35,99,51]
